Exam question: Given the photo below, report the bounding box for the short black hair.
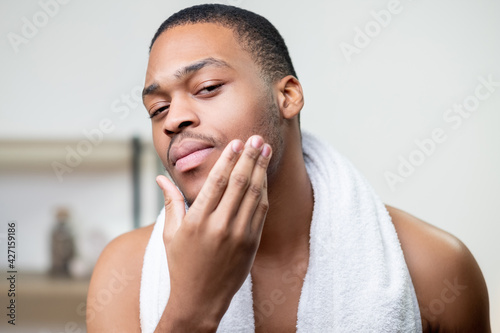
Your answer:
[149,4,297,83]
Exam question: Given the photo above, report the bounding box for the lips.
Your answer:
[169,140,215,172]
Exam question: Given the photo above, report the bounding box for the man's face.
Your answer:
[143,23,282,205]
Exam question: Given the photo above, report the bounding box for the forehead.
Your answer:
[146,23,255,83]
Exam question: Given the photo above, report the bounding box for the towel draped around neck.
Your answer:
[140,131,422,332]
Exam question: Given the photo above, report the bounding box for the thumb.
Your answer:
[156,175,185,242]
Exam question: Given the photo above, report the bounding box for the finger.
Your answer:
[235,143,271,232]
[249,171,269,235]
[190,139,244,215]
[156,175,186,243]
[217,136,266,218]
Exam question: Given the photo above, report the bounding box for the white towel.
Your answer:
[140,131,422,332]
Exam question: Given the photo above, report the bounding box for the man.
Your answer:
[87,4,490,332]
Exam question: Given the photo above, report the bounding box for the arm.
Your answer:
[154,135,272,332]
[87,136,271,332]
[387,205,491,333]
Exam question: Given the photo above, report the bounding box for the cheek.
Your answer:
[208,95,267,139]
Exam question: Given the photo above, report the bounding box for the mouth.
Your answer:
[169,140,215,173]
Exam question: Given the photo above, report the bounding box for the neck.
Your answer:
[254,130,313,268]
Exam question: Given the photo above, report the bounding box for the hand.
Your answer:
[155,135,272,331]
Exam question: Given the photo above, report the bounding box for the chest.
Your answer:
[251,258,308,333]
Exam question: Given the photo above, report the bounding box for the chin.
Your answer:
[175,175,206,208]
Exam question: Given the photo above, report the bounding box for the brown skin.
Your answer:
[87,23,490,332]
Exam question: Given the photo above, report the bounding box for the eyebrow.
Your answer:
[142,57,231,98]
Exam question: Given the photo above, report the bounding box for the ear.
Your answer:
[276,75,304,120]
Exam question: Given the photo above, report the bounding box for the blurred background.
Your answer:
[1,0,499,331]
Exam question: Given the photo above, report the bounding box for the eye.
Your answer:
[149,105,169,119]
[197,83,223,96]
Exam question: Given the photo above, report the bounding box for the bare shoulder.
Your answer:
[385,205,490,333]
[86,223,155,332]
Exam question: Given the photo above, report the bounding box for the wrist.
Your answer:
[155,294,227,333]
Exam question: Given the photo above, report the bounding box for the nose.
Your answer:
[162,97,200,135]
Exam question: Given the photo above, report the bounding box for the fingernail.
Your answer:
[232,140,243,153]
[261,144,271,158]
[251,136,263,149]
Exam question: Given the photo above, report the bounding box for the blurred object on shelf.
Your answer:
[50,207,75,278]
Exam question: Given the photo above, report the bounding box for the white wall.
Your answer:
[1,0,498,329]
